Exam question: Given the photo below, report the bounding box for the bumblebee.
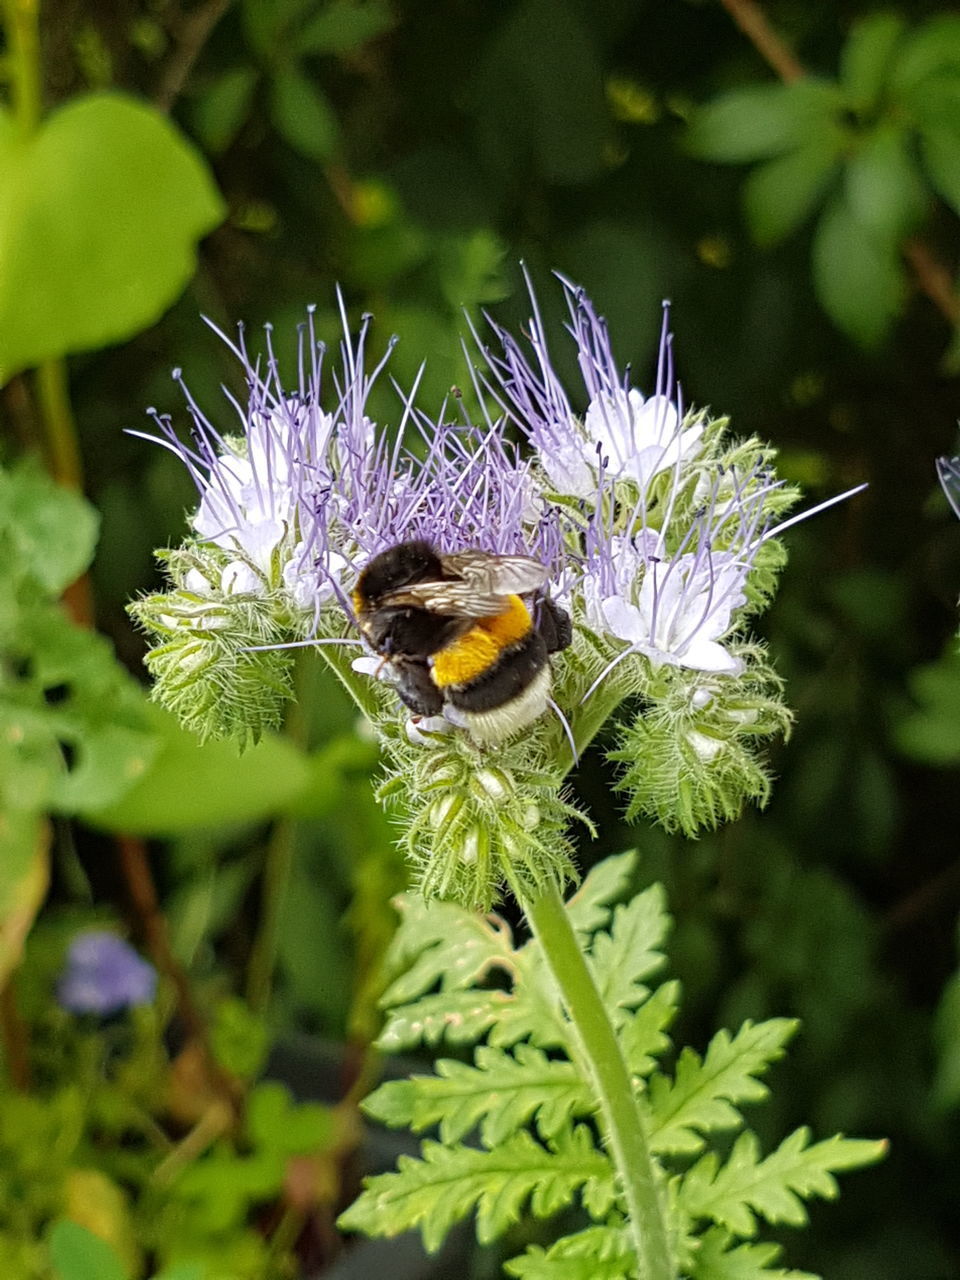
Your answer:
[352,540,571,745]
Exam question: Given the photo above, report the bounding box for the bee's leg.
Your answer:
[394,658,445,716]
[536,598,572,654]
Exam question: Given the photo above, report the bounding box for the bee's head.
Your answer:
[357,541,443,605]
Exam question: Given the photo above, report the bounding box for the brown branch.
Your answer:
[0,982,31,1090]
[903,237,960,327]
[718,0,805,83]
[117,836,240,1107]
[155,0,233,114]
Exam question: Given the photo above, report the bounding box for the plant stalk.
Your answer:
[522,877,674,1280]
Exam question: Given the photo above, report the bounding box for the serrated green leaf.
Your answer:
[379,897,517,1007]
[0,463,99,593]
[338,1126,614,1251]
[296,0,394,54]
[689,1226,817,1279]
[377,988,511,1052]
[890,15,960,94]
[505,1223,635,1279]
[686,81,843,164]
[743,134,843,246]
[811,193,905,347]
[839,13,907,114]
[590,884,670,1026]
[679,1128,886,1238]
[919,124,960,218]
[365,1043,588,1147]
[0,93,224,382]
[649,1020,798,1156]
[566,849,638,937]
[844,124,926,242]
[269,66,339,160]
[621,980,679,1078]
[47,1220,127,1280]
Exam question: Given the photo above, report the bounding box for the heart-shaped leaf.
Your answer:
[0,92,224,383]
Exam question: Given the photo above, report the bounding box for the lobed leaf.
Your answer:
[620,980,680,1079]
[678,1127,887,1238]
[364,1043,590,1147]
[590,885,670,1027]
[565,849,638,938]
[649,1019,798,1156]
[379,897,517,1006]
[377,989,512,1053]
[505,1223,635,1279]
[338,1126,614,1252]
[689,1226,817,1279]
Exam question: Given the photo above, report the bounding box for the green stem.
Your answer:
[2,0,41,137]
[36,357,84,490]
[522,878,674,1280]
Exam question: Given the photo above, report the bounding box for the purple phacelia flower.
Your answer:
[58,931,157,1016]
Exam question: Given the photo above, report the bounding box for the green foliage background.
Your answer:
[2,0,960,1276]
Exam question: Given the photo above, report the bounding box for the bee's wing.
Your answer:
[386,578,507,618]
[441,551,549,596]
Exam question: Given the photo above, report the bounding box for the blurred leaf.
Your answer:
[934,968,960,1110]
[839,12,907,115]
[247,1081,335,1153]
[47,1220,127,1280]
[468,0,608,185]
[297,0,394,54]
[0,463,99,594]
[211,997,270,1079]
[894,646,960,765]
[0,823,49,989]
[918,122,960,219]
[190,67,259,154]
[63,1171,139,1279]
[84,704,312,833]
[434,230,509,310]
[686,80,843,164]
[811,193,904,348]
[241,0,317,58]
[844,125,927,242]
[743,134,843,247]
[890,15,960,94]
[0,93,224,382]
[269,66,339,160]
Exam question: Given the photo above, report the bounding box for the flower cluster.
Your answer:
[58,930,157,1017]
[132,280,862,904]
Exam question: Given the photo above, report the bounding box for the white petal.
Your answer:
[600,595,646,644]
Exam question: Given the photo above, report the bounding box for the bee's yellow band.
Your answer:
[432,595,532,688]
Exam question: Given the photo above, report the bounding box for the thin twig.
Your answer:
[903,238,960,327]
[155,0,233,114]
[718,0,805,83]
[117,836,240,1107]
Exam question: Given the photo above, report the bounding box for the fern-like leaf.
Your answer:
[505,1223,635,1279]
[363,1043,590,1146]
[380,899,517,1006]
[338,1126,615,1252]
[377,988,513,1052]
[649,1019,798,1155]
[621,980,680,1079]
[566,849,638,938]
[689,1227,818,1279]
[678,1127,887,1237]
[590,885,671,1028]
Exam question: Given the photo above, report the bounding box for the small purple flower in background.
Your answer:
[938,455,960,520]
[58,931,157,1016]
